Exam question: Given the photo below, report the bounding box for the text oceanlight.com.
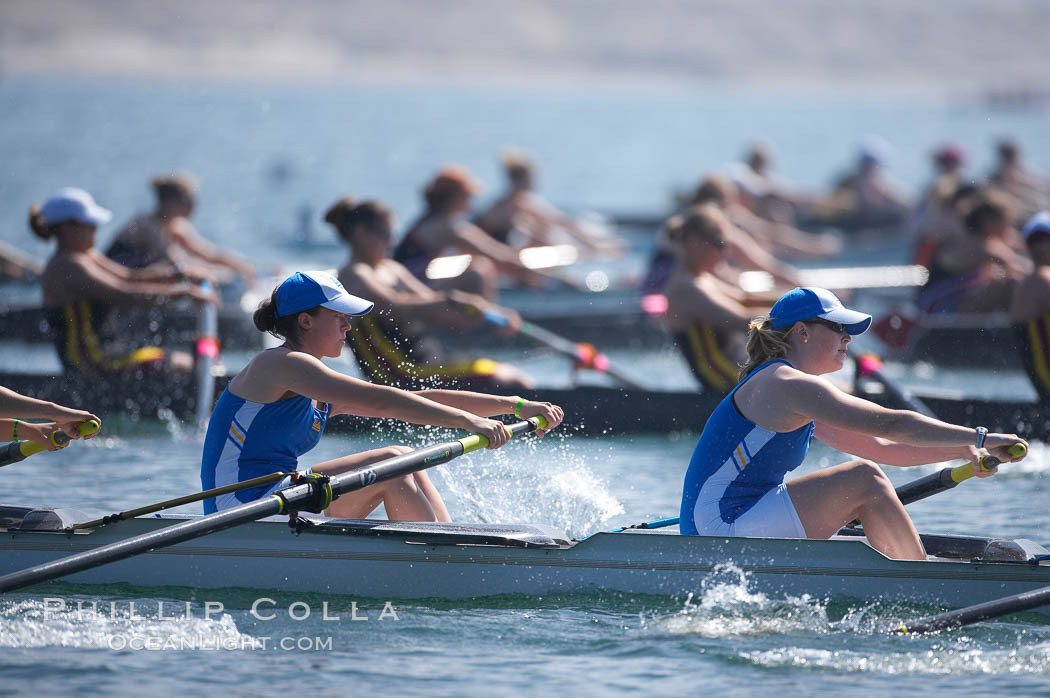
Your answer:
[107,635,333,651]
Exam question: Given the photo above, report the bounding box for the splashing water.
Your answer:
[740,636,1050,675]
[655,564,830,637]
[434,433,624,538]
[0,597,254,650]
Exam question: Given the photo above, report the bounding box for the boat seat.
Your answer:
[307,518,571,549]
[0,505,91,532]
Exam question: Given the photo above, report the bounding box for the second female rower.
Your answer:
[664,205,777,396]
[30,188,213,374]
[200,270,563,521]
[327,196,534,390]
[680,286,1027,560]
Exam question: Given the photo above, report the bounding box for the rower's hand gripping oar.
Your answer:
[481,309,646,389]
[891,442,1028,508]
[0,416,547,594]
[0,420,101,468]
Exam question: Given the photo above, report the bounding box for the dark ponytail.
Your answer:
[324,196,392,243]
[664,203,728,244]
[28,203,55,241]
[253,289,321,346]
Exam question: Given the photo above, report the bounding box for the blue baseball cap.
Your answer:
[40,188,112,226]
[274,271,374,318]
[769,287,871,335]
[1022,211,1050,243]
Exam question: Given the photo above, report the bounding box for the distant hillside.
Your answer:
[2,0,1049,89]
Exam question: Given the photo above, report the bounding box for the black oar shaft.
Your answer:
[0,417,544,594]
[0,497,282,593]
[518,321,644,390]
[894,467,960,506]
[898,584,1050,634]
[484,310,645,389]
[518,320,582,356]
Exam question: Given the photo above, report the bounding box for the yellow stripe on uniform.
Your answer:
[699,325,739,386]
[1026,318,1050,395]
[684,325,734,393]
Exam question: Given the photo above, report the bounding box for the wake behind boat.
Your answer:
[2,505,1049,611]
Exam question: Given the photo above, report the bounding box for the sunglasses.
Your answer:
[806,317,846,334]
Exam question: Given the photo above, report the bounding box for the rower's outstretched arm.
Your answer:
[413,389,563,428]
[0,386,100,430]
[813,422,972,466]
[275,353,514,447]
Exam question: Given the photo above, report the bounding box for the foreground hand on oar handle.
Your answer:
[971,440,1028,478]
[1,419,101,468]
[22,419,101,451]
[460,415,548,451]
[514,399,564,437]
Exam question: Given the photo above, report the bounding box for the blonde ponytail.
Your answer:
[738,316,793,382]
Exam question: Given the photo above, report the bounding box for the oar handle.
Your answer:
[951,442,1028,484]
[0,420,100,467]
[459,416,548,453]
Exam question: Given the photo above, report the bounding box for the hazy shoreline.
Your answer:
[3,0,1049,90]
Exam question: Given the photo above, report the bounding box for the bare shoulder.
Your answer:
[233,348,325,401]
[739,362,831,400]
[734,362,830,430]
[167,216,196,235]
[253,347,324,372]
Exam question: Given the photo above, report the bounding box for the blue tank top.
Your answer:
[200,385,330,513]
[679,359,814,535]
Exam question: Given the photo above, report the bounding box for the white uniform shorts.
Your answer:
[692,482,808,538]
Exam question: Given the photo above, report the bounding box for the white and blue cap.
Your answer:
[274,271,374,318]
[769,287,871,335]
[39,187,113,227]
[1022,211,1050,243]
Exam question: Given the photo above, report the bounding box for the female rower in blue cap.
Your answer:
[200,270,563,522]
[680,286,1027,560]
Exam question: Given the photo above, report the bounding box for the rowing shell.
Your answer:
[2,506,1049,611]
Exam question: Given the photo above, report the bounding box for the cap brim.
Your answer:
[86,206,113,225]
[322,293,373,316]
[819,308,872,335]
